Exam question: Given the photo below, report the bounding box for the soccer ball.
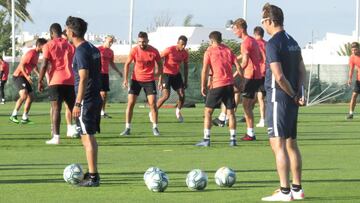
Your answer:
[67,125,80,138]
[143,167,163,182]
[214,167,236,187]
[186,169,208,190]
[63,164,84,185]
[145,170,169,192]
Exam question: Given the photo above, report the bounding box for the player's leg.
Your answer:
[261,137,293,201]
[145,81,159,135]
[10,89,27,123]
[0,80,5,103]
[286,138,304,199]
[81,134,99,183]
[100,91,107,116]
[46,86,63,144]
[173,74,185,122]
[121,80,140,136]
[100,74,111,118]
[224,85,237,146]
[63,86,77,138]
[347,92,358,119]
[256,91,266,127]
[241,79,258,141]
[21,91,34,123]
[157,89,170,109]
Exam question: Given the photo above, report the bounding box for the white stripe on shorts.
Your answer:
[78,101,88,135]
[273,102,279,137]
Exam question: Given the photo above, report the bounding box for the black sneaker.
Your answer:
[346,114,353,120]
[102,113,112,118]
[212,118,225,127]
[78,174,100,187]
[238,116,246,123]
[120,128,131,136]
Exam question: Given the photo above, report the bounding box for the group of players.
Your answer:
[0,2,332,201]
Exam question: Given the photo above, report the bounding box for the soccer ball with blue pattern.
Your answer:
[214,167,236,187]
[186,169,208,190]
[143,167,163,182]
[63,164,84,185]
[145,170,169,192]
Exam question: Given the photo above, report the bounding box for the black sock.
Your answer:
[89,173,98,180]
[280,187,291,194]
[292,184,302,192]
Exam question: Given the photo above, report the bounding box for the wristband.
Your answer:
[75,102,82,108]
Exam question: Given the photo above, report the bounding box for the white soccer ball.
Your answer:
[186,169,208,190]
[68,125,80,138]
[145,170,169,192]
[63,163,84,185]
[214,167,236,187]
[143,167,163,182]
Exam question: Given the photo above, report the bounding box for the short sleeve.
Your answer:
[75,48,90,71]
[266,41,281,63]
[203,50,211,66]
[154,49,161,62]
[42,43,51,59]
[162,47,171,57]
[241,39,250,55]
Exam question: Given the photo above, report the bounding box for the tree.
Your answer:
[0,10,11,55]
[183,14,203,27]
[146,12,173,32]
[337,42,352,56]
[0,0,33,22]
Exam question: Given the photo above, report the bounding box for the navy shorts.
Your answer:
[162,73,184,91]
[100,74,110,92]
[206,85,235,109]
[76,99,102,135]
[353,80,360,94]
[13,76,32,93]
[128,79,157,96]
[266,100,299,139]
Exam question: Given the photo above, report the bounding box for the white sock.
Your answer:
[12,109,17,116]
[153,123,158,129]
[176,107,181,114]
[247,128,255,137]
[53,134,60,139]
[259,118,265,123]
[22,113,28,120]
[349,111,353,115]
[125,123,131,129]
[230,129,236,140]
[101,110,105,116]
[218,112,226,121]
[203,129,210,140]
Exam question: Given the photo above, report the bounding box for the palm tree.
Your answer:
[0,0,33,22]
[183,14,203,27]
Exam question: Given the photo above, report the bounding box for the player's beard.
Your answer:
[140,44,148,50]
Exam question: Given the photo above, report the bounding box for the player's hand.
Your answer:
[298,97,306,106]
[347,79,352,86]
[201,86,207,97]
[38,81,44,92]
[72,106,81,118]
[122,80,128,89]
[27,77,33,85]
[158,81,163,91]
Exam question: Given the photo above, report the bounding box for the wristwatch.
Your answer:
[75,102,82,108]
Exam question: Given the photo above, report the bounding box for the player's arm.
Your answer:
[156,59,164,90]
[18,58,32,84]
[201,60,210,97]
[348,62,355,86]
[110,60,123,77]
[38,58,50,92]
[270,62,297,102]
[297,59,307,106]
[240,52,249,71]
[123,55,133,88]
[73,69,88,118]
[0,63,3,80]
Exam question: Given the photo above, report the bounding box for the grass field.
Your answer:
[0,102,360,203]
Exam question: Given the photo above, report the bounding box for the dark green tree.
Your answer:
[337,42,352,56]
[0,0,33,22]
[0,10,11,55]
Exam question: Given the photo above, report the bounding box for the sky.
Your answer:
[20,0,356,46]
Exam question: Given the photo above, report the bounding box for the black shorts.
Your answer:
[242,78,262,99]
[267,99,299,139]
[233,75,242,93]
[206,85,235,109]
[0,80,6,87]
[48,85,75,109]
[353,80,360,94]
[100,74,110,92]
[162,73,184,91]
[76,99,101,135]
[13,76,32,93]
[257,77,266,96]
[128,79,157,96]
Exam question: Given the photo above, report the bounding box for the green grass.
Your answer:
[0,102,360,202]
